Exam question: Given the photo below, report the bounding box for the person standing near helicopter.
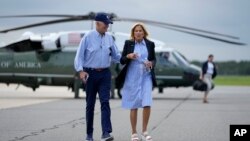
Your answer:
[201,54,217,103]
[116,23,157,141]
[74,12,120,141]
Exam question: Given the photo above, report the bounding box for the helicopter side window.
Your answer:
[158,52,178,67]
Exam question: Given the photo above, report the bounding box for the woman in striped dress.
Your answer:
[117,23,157,141]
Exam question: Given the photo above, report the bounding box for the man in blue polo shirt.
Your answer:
[74,12,121,141]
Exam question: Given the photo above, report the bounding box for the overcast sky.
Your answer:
[0,0,249,61]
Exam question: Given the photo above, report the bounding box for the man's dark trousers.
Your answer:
[85,68,112,136]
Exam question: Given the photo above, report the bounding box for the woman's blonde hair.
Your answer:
[130,23,149,40]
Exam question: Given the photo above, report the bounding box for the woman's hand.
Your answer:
[126,53,138,59]
[199,75,204,80]
[144,61,153,69]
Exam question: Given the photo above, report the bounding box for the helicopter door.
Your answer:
[155,51,184,87]
[0,50,14,83]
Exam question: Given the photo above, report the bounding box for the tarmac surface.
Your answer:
[0,84,250,141]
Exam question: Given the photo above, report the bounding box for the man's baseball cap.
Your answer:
[95,13,113,25]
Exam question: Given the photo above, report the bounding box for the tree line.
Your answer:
[191,60,250,75]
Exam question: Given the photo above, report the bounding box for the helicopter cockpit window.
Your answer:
[158,51,178,67]
[172,51,189,66]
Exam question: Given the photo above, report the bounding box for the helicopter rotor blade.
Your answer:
[0,13,240,40]
[0,12,96,19]
[151,24,246,45]
[0,14,96,33]
[114,17,239,40]
[0,15,76,18]
[0,18,80,33]
[0,13,246,45]
[113,17,246,45]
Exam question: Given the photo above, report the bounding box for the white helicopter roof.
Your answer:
[2,30,176,52]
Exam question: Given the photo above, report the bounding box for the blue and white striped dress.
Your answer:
[121,40,153,109]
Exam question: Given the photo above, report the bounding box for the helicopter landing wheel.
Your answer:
[74,79,80,99]
[159,87,163,93]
